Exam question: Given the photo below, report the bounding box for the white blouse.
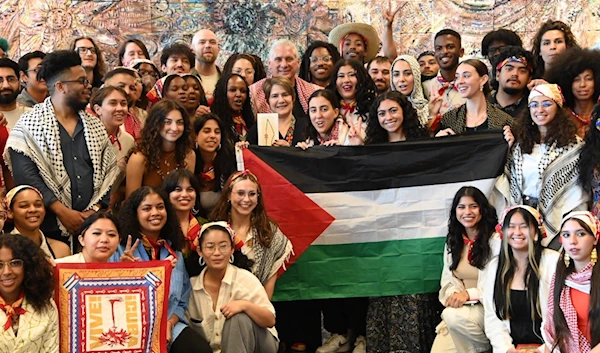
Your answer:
[521,144,545,198]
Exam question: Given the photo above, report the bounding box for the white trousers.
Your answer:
[430,304,490,353]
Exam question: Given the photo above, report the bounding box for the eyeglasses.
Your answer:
[202,242,231,254]
[61,78,91,86]
[0,76,18,84]
[233,190,258,198]
[528,100,554,109]
[75,47,97,55]
[0,259,24,269]
[26,67,41,75]
[137,69,158,78]
[309,55,333,64]
[232,68,255,76]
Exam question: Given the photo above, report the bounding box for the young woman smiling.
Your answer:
[297,89,353,148]
[390,55,431,127]
[56,212,120,263]
[126,99,196,197]
[6,185,70,259]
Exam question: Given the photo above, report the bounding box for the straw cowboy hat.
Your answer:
[328,22,381,62]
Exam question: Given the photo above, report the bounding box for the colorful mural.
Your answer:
[0,0,599,68]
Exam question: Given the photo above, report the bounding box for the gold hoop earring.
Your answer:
[564,252,570,267]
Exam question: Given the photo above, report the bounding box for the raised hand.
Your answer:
[120,235,141,262]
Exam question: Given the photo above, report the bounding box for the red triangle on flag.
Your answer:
[242,149,335,275]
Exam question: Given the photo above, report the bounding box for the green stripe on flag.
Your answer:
[273,237,446,301]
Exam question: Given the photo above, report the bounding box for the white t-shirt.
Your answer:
[522,144,545,198]
[2,105,31,130]
[200,73,219,101]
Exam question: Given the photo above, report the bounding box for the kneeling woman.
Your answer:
[542,211,600,353]
[0,234,57,352]
[483,206,559,353]
[186,222,278,353]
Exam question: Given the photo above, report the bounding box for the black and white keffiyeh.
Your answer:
[3,97,118,236]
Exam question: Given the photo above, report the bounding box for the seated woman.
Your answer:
[193,114,235,213]
[436,59,513,136]
[483,206,559,353]
[6,185,70,259]
[55,212,120,263]
[211,73,254,142]
[493,83,587,249]
[113,186,208,353]
[126,99,196,197]
[390,55,431,127]
[186,222,278,353]
[222,53,267,86]
[297,89,354,148]
[0,234,57,352]
[542,211,600,353]
[246,77,309,147]
[365,91,430,144]
[430,186,499,353]
[545,48,600,137]
[163,169,208,276]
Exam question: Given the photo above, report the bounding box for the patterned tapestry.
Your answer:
[54,260,172,353]
[0,0,599,69]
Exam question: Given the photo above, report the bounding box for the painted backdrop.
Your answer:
[1,0,599,72]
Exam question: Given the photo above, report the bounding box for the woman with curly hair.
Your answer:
[542,211,600,353]
[193,114,235,213]
[390,55,431,127]
[483,206,559,353]
[430,186,499,353]
[112,186,208,353]
[56,212,120,263]
[299,41,341,88]
[545,48,600,137]
[494,83,587,249]
[328,59,377,145]
[580,105,600,217]
[71,36,106,89]
[222,53,266,86]
[531,20,579,79]
[211,73,254,142]
[436,59,513,137]
[126,99,195,197]
[0,234,57,352]
[365,91,430,144]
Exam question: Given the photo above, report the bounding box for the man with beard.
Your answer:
[417,51,439,82]
[423,29,466,119]
[4,50,117,246]
[367,56,392,94]
[0,58,31,129]
[191,29,220,101]
[17,51,48,108]
[489,46,533,118]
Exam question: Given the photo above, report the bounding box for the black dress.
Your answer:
[509,289,543,346]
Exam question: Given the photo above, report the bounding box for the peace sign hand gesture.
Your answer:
[120,235,141,262]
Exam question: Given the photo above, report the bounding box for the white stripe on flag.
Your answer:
[308,178,497,245]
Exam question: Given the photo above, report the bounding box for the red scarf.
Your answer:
[317,119,341,145]
[232,115,248,136]
[141,234,178,260]
[0,291,26,331]
[341,101,357,116]
[437,75,457,96]
[109,130,121,151]
[462,233,478,264]
[186,213,201,253]
[200,164,215,182]
[124,113,142,141]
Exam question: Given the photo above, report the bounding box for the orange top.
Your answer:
[570,287,591,344]
[142,151,179,188]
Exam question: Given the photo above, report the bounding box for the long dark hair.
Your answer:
[299,41,341,84]
[531,20,579,78]
[305,89,342,143]
[162,169,205,218]
[0,235,54,312]
[78,211,121,239]
[365,91,430,144]
[579,104,600,191]
[446,186,497,270]
[493,208,544,324]
[193,113,235,192]
[513,102,578,154]
[551,218,600,351]
[211,73,254,143]
[328,59,377,121]
[198,224,254,271]
[118,186,184,251]
[221,53,267,85]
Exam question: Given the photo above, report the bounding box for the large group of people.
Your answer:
[0,11,599,353]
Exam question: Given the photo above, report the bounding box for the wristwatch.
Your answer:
[91,204,102,212]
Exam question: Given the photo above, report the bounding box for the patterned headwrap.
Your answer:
[495,205,547,240]
[560,211,600,240]
[199,221,244,250]
[5,185,43,209]
[228,169,260,188]
[528,83,565,108]
[495,56,533,73]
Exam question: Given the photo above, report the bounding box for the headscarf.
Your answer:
[528,83,565,108]
[390,55,429,125]
[5,185,43,209]
[199,221,244,250]
[560,211,600,240]
[496,205,547,240]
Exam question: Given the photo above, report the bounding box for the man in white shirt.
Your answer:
[192,29,221,101]
[0,58,31,129]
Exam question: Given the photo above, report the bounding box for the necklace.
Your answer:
[155,150,178,180]
[570,109,591,125]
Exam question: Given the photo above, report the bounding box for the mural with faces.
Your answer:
[0,0,598,68]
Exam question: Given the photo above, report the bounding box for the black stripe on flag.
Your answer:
[247,130,508,193]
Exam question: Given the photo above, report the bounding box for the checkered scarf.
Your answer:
[508,138,584,237]
[4,98,118,236]
[249,76,320,114]
[246,224,293,284]
[544,264,593,353]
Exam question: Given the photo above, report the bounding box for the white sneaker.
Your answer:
[352,336,366,353]
[316,333,352,353]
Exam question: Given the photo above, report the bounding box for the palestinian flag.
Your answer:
[240,131,508,301]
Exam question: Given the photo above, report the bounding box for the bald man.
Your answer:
[191,29,221,100]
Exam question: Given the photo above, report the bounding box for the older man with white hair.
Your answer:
[249,39,320,116]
